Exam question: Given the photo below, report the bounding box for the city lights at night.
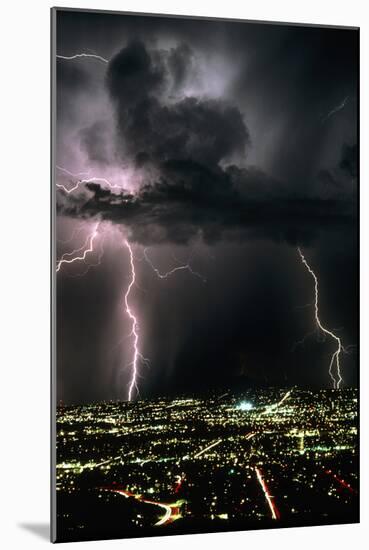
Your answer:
[56,388,358,540]
[237,401,254,411]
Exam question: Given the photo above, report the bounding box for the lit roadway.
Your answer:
[193,439,223,458]
[255,466,280,520]
[109,487,182,527]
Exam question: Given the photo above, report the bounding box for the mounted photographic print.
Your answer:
[51,7,359,543]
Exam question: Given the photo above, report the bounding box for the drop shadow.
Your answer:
[18,523,49,541]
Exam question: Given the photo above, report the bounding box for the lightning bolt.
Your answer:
[56,165,91,179]
[56,166,147,399]
[143,248,206,282]
[56,163,202,398]
[56,167,125,194]
[56,53,108,63]
[123,240,149,401]
[56,222,100,272]
[297,247,344,388]
[322,96,349,123]
[69,232,106,278]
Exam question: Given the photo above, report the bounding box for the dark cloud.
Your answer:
[57,62,90,90]
[69,37,357,251]
[56,62,92,123]
[167,43,194,91]
[316,142,358,193]
[340,143,357,179]
[59,41,358,244]
[79,120,112,164]
[106,40,250,167]
[107,40,166,103]
[317,169,340,189]
[230,26,358,184]
[58,160,354,247]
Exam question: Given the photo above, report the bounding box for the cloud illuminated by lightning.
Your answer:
[56,222,100,272]
[143,248,206,282]
[297,247,344,388]
[57,220,86,245]
[56,53,108,63]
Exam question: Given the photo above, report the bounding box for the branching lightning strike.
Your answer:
[123,240,149,401]
[297,247,344,388]
[56,165,91,179]
[55,44,211,400]
[69,232,106,278]
[55,164,149,400]
[322,96,349,123]
[143,248,206,282]
[56,53,108,63]
[56,222,100,272]
[55,176,124,195]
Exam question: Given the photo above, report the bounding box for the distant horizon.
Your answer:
[56,384,358,408]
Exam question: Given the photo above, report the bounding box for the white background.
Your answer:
[0,0,367,548]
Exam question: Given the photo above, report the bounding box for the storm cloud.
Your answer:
[57,38,357,246]
[58,164,353,247]
[105,40,250,168]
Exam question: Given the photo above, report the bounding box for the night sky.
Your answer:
[55,9,358,404]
